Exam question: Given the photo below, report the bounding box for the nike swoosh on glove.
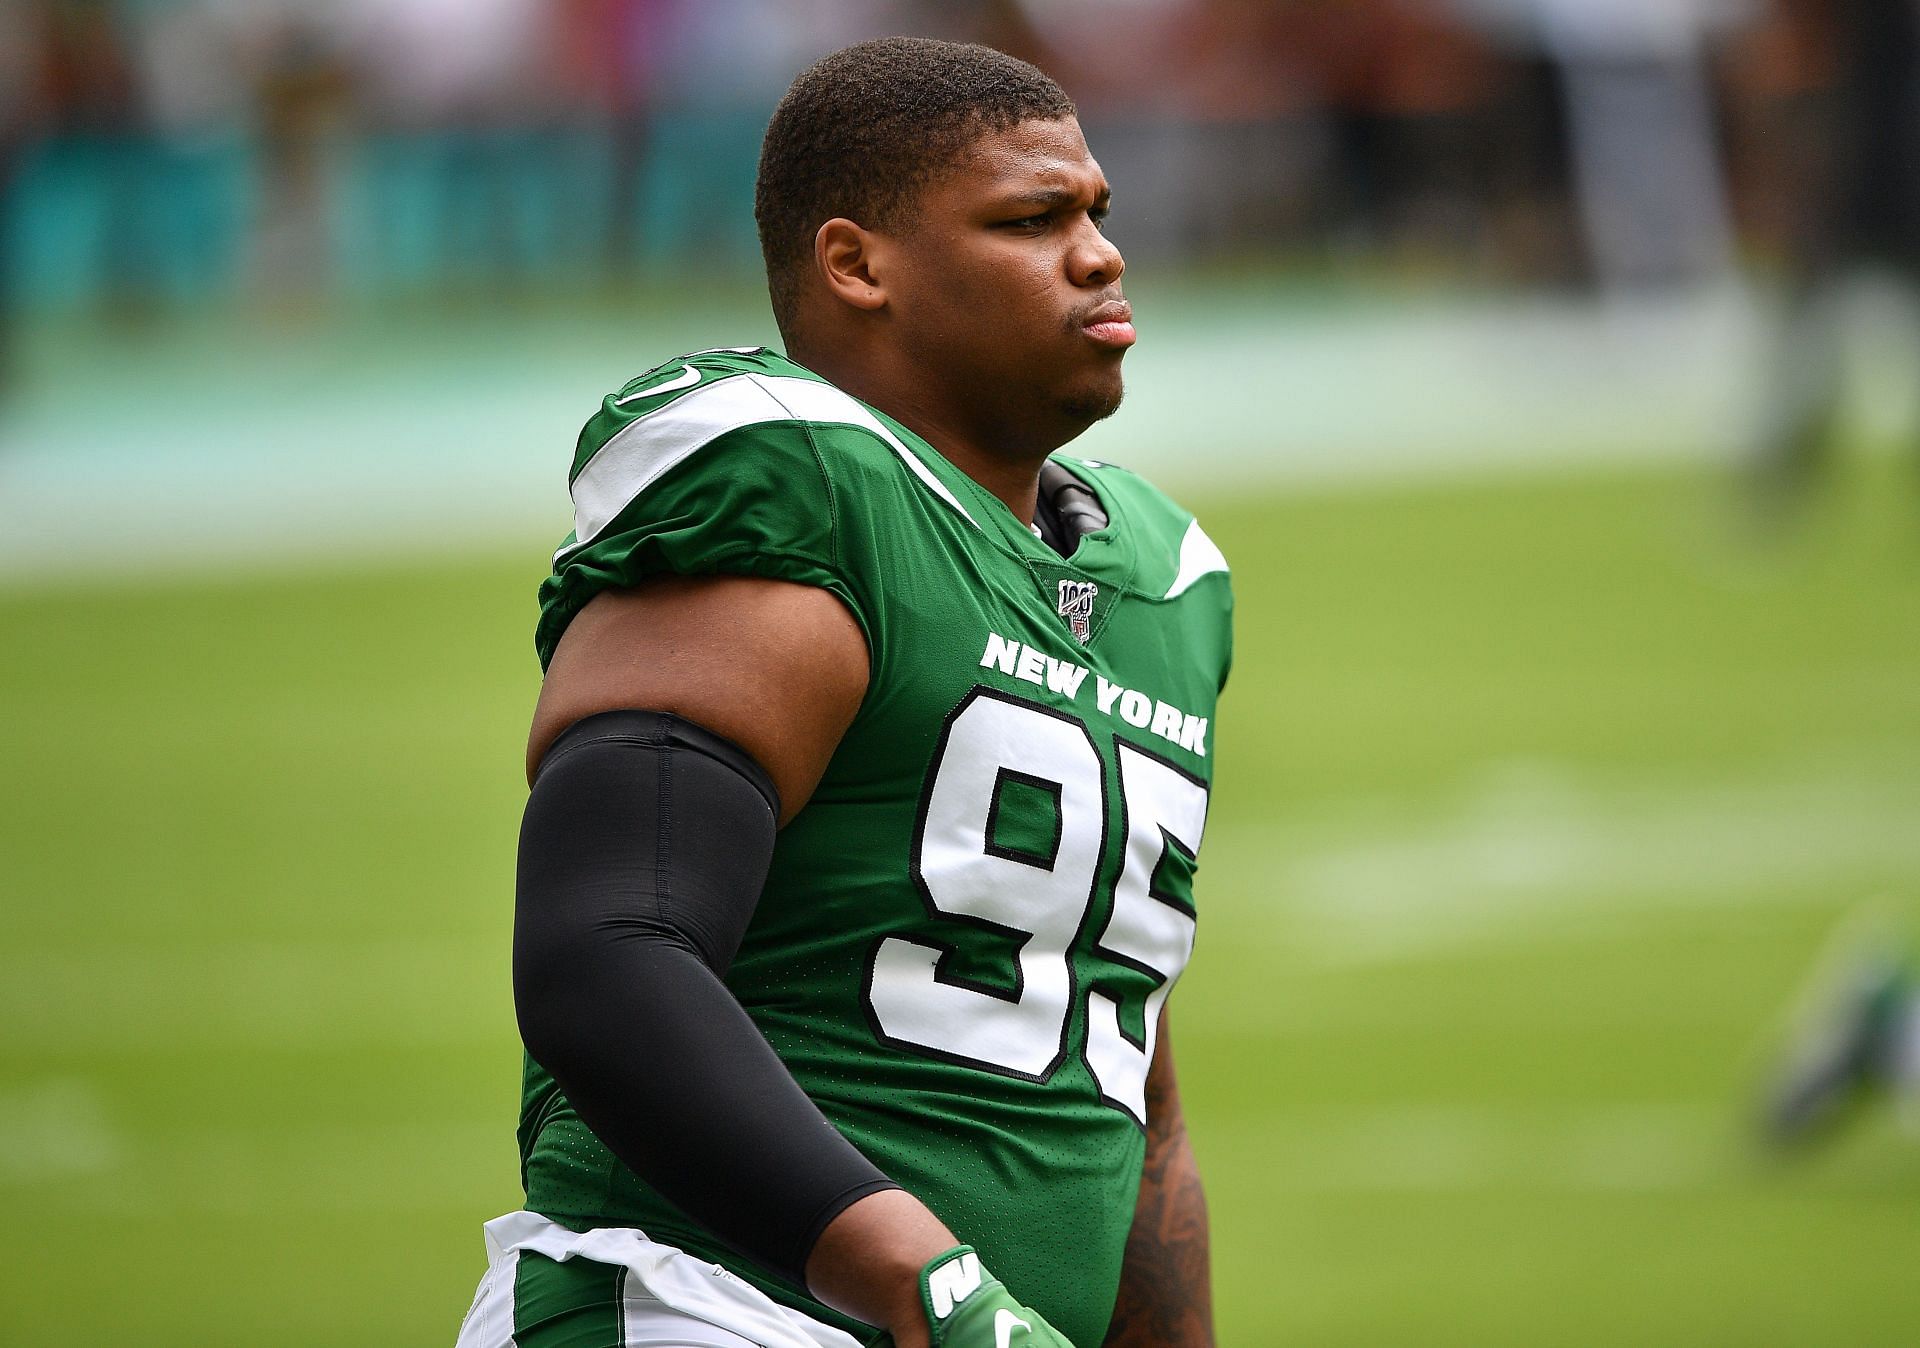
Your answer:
[917,1246,1077,1348]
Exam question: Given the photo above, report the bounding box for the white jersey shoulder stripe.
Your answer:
[752,376,977,528]
[1164,518,1229,599]
[562,373,975,563]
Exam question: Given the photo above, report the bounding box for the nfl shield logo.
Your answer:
[1057,580,1097,643]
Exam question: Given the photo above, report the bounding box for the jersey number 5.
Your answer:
[864,687,1207,1125]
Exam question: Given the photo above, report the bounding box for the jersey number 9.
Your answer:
[865,687,1208,1126]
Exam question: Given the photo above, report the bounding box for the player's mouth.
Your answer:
[1079,300,1136,349]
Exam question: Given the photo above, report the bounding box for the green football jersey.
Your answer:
[522,347,1233,1347]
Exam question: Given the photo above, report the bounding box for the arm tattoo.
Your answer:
[1102,1029,1214,1348]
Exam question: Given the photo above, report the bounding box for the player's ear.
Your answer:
[814,218,888,314]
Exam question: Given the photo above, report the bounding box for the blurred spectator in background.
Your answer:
[337,0,558,295]
[1324,0,1507,273]
[0,0,1908,328]
[0,3,44,385]
[122,0,252,307]
[9,0,252,313]
[576,0,670,269]
[246,9,352,306]
[1762,910,1920,1147]
[15,0,144,313]
[627,0,845,270]
[1729,0,1920,521]
[1460,0,1747,292]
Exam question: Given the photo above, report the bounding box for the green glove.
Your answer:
[917,1246,1077,1348]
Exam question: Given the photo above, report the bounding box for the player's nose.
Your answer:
[1069,221,1124,289]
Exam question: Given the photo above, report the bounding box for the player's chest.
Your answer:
[865,545,1221,783]
[835,554,1215,1122]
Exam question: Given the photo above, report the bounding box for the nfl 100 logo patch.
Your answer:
[1057,579,1098,642]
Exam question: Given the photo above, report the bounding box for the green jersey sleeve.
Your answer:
[534,351,874,669]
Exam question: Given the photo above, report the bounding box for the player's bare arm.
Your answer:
[528,576,964,1346]
[527,575,867,814]
[1102,1015,1215,1348]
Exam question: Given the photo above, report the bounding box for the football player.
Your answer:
[1761,909,1920,1147]
[458,38,1232,1348]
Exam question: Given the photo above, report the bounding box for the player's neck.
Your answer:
[907,418,1045,525]
[793,347,1048,526]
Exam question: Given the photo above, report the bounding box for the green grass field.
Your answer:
[2,457,1916,1344]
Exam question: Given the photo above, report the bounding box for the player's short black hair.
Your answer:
[755,37,1076,338]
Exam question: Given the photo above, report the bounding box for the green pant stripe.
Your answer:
[512,1250,627,1348]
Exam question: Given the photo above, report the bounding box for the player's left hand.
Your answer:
[918,1247,1077,1348]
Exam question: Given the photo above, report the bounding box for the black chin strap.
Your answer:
[1031,460,1109,558]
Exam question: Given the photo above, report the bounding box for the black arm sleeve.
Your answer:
[512,710,900,1289]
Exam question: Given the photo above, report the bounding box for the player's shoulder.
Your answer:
[569,345,910,489]
[1054,454,1230,603]
[538,347,931,668]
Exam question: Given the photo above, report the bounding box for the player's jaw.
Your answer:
[1051,292,1132,422]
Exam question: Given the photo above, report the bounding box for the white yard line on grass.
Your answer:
[0,936,509,1052]
[1221,1102,1728,1194]
[1216,753,1920,967]
[0,1080,123,1183]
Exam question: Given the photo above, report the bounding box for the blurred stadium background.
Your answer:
[3,0,1918,1342]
